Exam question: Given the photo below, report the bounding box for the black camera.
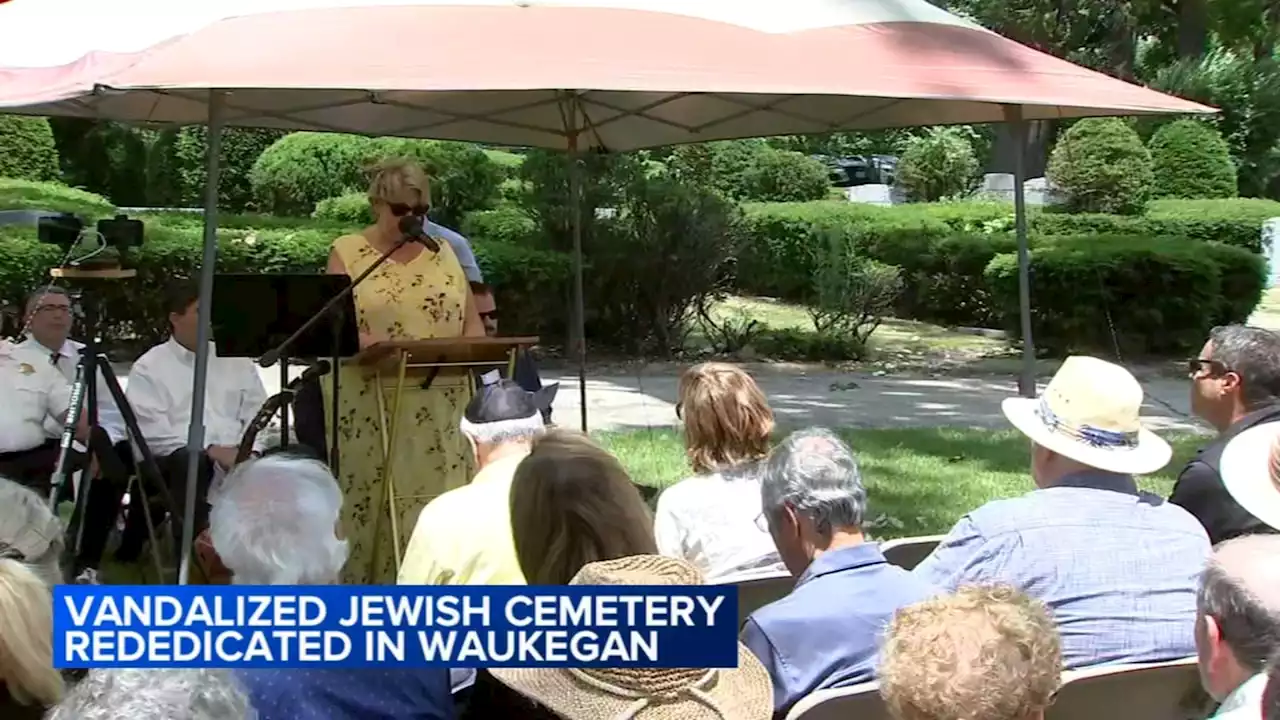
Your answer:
[37,213,144,250]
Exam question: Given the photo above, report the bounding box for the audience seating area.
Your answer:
[879,535,944,571]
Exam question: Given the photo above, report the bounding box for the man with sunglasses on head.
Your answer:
[468,282,553,424]
[1174,325,1280,544]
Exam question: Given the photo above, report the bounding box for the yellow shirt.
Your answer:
[397,452,528,586]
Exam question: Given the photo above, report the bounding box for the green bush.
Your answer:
[984,235,1264,355]
[1147,120,1237,200]
[1142,198,1280,252]
[738,148,831,202]
[0,116,60,182]
[1047,118,1154,215]
[461,206,537,246]
[0,177,115,217]
[164,127,289,211]
[0,210,571,349]
[897,128,979,202]
[312,192,373,225]
[250,133,502,225]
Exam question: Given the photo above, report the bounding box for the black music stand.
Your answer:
[211,274,359,474]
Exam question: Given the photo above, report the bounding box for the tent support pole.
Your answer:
[565,99,587,433]
[1005,105,1036,398]
[178,89,224,585]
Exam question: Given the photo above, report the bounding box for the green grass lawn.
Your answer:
[599,427,1206,539]
[96,426,1206,584]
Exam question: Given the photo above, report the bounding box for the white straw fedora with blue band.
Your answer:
[1001,356,1172,476]
[1219,421,1280,531]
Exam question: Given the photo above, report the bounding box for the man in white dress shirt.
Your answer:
[16,285,135,571]
[126,281,269,552]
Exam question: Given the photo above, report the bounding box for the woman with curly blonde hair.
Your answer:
[0,477,65,719]
[879,584,1063,720]
[654,362,781,581]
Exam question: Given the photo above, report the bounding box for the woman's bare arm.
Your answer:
[462,286,486,338]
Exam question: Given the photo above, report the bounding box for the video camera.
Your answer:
[37,212,144,250]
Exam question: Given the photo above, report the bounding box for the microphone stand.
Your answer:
[258,231,423,471]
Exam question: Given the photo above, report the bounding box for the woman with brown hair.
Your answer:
[654,362,782,581]
[461,431,656,719]
[509,429,657,585]
[324,159,486,584]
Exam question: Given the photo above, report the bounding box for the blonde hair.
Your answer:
[366,159,431,207]
[678,363,774,474]
[509,430,657,585]
[0,558,62,707]
[879,585,1063,720]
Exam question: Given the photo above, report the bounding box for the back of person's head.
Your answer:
[510,430,656,585]
[209,454,348,585]
[1208,325,1280,410]
[880,585,1063,720]
[678,363,774,474]
[46,668,253,720]
[0,557,62,708]
[761,427,866,536]
[1195,534,1280,700]
[0,477,63,587]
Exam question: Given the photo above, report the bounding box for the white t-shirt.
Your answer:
[654,462,785,582]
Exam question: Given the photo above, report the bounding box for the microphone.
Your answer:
[286,359,332,391]
[397,215,440,252]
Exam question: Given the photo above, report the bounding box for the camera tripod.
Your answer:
[44,269,178,584]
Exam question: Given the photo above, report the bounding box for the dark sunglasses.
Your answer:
[479,309,499,320]
[388,202,430,217]
[675,402,683,420]
[1188,357,1232,378]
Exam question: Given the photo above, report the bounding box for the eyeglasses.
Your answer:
[479,310,499,321]
[1188,357,1231,378]
[754,512,769,533]
[387,202,430,218]
[34,304,71,316]
[675,402,683,420]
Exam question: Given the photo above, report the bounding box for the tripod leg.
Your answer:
[48,359,89,506]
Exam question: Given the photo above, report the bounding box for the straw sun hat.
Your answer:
[490,555,773,720]
[1000,356,1172,475]
[1219,421,1280,532]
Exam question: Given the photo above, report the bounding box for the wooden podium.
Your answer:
[349,336,538,579]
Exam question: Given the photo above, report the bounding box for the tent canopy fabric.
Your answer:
[0,1,1212,151]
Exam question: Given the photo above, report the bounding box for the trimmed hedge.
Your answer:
[1148,120,1237,200]
[0,116,60,182]
[0,182,569,348]
[985,236,1265,356]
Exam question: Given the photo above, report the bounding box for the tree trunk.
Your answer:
[987,121,1055,178]
[1176,0,1209,59]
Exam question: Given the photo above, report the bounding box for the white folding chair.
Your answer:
[725,569,794,628]
[786,681,888,720]
[1047,657,1210,720]
[879,534,945,570]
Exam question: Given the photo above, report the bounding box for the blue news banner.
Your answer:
[53,585,739,670]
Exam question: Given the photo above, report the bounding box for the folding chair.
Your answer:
[724,569,795,628]
[786,681,888,720]
[1047,657,1210,720]
[880,534,945,570]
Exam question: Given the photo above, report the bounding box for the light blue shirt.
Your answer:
[426,221,483,284]
[741,543,937,716]
[914,471,1211,669]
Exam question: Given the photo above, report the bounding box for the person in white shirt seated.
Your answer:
[1194,535,1280,720]
[654,362,784,581]
[16,286,132,573]
[124,281,268,557]
[0,336,86,494]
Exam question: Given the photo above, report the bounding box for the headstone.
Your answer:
[1263,217,1280,289]
[845,184,894,206]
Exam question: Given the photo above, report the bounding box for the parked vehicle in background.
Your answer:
[817,155,899,188]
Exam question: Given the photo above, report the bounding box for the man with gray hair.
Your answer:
[742,427,936,717]
[399,380,554,586]
[1175,325,1280,543]
[208,453,349,585]
[46,668,253,720]
[1195,534,1280,720]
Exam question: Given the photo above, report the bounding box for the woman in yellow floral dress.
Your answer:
[324,160,485,584]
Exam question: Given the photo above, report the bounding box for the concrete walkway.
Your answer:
[105,360,1207,436]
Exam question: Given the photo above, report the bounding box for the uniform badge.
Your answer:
[18,362,35,376]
